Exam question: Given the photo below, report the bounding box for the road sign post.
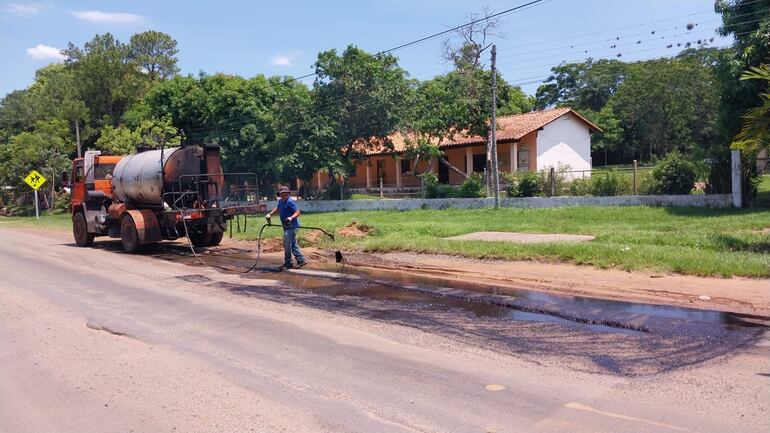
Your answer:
[24,170,47,220]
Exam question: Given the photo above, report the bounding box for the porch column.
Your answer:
[395,159,402,189]
[366,163,372,188]
[316,172,322,189]
[511,142,518,172]
[465,147,473,176]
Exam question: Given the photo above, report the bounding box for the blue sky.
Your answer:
[0,0,732,97]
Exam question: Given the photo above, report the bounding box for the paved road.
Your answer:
[1,227,768,433]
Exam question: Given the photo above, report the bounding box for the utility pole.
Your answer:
[490,44,500,208]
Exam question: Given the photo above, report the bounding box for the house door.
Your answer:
[438,159,449,184]
[518,149,530,171]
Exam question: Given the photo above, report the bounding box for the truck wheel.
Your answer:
[207,231,224,247]
[120,215,140,253]
[188,229,223,247]
[73,212,95,247]
[189,230,208,248]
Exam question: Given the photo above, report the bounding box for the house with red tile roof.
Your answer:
[306,107,601,191]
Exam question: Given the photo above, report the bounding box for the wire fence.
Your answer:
[331,164,662,198]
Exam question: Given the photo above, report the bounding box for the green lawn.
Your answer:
[3,206,769,278]
[0,213,71,230]
[270,206,770,278]
[351,193,381,200]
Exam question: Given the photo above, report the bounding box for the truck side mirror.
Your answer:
[61,171,70,187]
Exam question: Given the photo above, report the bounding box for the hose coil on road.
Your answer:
[178,211,340,273]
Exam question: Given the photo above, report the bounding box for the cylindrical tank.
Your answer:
[112,146,204,205]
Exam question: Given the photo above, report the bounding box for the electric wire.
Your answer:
[178,14,766,140]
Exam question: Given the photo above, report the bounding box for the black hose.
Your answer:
[180,212,339,273]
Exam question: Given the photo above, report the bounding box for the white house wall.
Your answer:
[535,113,591,178]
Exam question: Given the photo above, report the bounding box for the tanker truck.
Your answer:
[65,144,264,253]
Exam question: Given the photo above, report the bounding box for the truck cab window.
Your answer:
[75,162,84,183]
[94,164,116,179]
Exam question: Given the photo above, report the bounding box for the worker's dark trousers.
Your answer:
[283,227,306,265]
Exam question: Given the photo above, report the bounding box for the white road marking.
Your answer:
[564,402,690,432]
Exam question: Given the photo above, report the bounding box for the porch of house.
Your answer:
[343,138,537,192]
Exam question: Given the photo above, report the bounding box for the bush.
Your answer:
[569,177,592,196]
[421,172,456,198]
[51,192,71,214]
[647,152,697,195]
[457,173,486,198]
[2,203,35,216]
[591,170,630,196]
[504,171,541,197]
[320,181,351,200]
[536,165,572,196]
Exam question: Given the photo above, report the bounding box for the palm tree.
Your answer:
[734,65,770,154]
[732,65,770,202]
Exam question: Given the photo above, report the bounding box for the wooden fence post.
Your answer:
[549,167,555,197]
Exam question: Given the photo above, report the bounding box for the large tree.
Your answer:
[312,45,411,178]
[0,119,73,199]
[610,54,719,161]
[129,31,180,81]
[535,58,627,111]
[712,0,770,200]
[63,33,152,130]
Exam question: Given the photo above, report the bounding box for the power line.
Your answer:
[253,0,552,87]
[376,0,550,54]
[179,7,765,139]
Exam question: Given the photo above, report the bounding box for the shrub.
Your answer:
[536,165,572,196]
[647,151,698,195]
[457,173,486,198]
[569,177,592,196]
[421,172,456,198]
[591,170,630,196]
[51,192,71,214]
[504,171,541,197]
[320,181,351,200]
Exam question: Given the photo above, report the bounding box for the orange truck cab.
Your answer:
[69,153,123,217]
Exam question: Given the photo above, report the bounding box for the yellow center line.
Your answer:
[564,402,690,432]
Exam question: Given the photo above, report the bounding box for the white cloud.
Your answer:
[2,3,44,15]
[71,10,143,24]
[26,44,65,61]
[269,54,293,67]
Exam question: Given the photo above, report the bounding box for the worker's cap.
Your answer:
[276,185,290,195]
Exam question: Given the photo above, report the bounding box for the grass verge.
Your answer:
[3,206,769,278]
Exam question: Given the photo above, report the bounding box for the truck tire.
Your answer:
[189,228,223,247]
[120,215,140,253]
[72,212,95,247]
[188,230,208,248]
[207,231,224,247]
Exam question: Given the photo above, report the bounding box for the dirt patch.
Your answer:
[445,231,595,243]
[259,238,283,253]
[752,227,770,234]
[338,221,375,238]
[303,229,324,245]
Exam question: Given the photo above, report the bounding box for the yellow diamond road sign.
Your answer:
[24,170,47,190]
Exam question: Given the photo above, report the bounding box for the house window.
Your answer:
[518,149,530,171]
[472,154,486,173]
[400,159,411,175]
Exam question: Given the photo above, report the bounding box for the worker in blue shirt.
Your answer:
[265,185,307,270]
